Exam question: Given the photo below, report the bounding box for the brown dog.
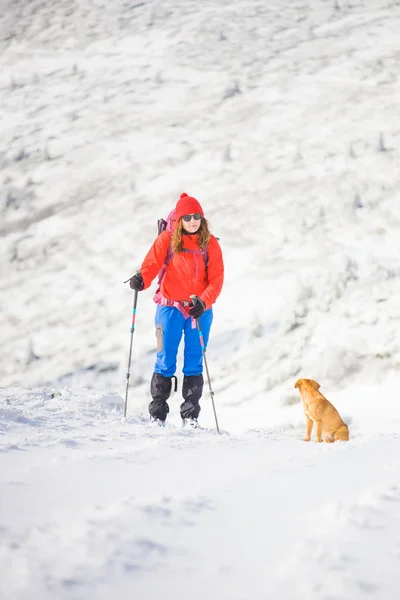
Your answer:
[294,378,349,442]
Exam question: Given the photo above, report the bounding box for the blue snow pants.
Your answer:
[154,305,213,377]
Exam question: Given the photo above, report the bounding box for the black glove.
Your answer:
[189,296,206,318]
[129,273,144,291]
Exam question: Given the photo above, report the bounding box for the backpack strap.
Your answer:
[202,245,209,268]
[157,235,210,293]
[182,247,208,278]
[157,218,167,236]
[156,235,174,291]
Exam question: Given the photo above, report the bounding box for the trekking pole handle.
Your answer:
[123,268,141,285]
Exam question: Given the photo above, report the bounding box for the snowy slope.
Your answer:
[1,382,400,600]
[1,0,400,396]
[1,1,400,598]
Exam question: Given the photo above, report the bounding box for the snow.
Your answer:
[2,382,400,599]
[1,0,400,598]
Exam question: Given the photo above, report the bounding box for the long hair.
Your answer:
[171,217,211,253]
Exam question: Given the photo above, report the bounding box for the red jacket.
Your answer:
[140,231,224,309]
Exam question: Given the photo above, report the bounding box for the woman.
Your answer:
[130,192,224,426]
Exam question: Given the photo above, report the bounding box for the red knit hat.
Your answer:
[175,192,204,223]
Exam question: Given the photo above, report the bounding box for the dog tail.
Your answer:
[334,424,349,441]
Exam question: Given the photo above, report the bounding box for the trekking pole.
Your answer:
[123,288,139,418]
[190,297,220,434]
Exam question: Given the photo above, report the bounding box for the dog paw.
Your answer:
[304,437,311,442]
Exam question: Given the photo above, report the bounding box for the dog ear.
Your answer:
[308,379,321,390]
[294,379,301,389]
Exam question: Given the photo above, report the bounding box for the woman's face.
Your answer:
[181,213,202,234]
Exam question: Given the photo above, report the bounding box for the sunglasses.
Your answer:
[182,213,202,222]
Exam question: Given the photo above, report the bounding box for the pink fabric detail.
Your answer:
[165,209,176,232]
[153,291,192,319]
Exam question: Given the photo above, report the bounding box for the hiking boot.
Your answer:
[180,374,203,421]
[182,417,200,429]
[149,373,172,422]
[149,416,166,427]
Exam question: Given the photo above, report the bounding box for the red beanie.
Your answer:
[175,192,204,223]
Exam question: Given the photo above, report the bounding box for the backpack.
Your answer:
[156,209,209,292]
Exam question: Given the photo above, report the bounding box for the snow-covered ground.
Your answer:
[1,0,400,598]
[1,381,400,600]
